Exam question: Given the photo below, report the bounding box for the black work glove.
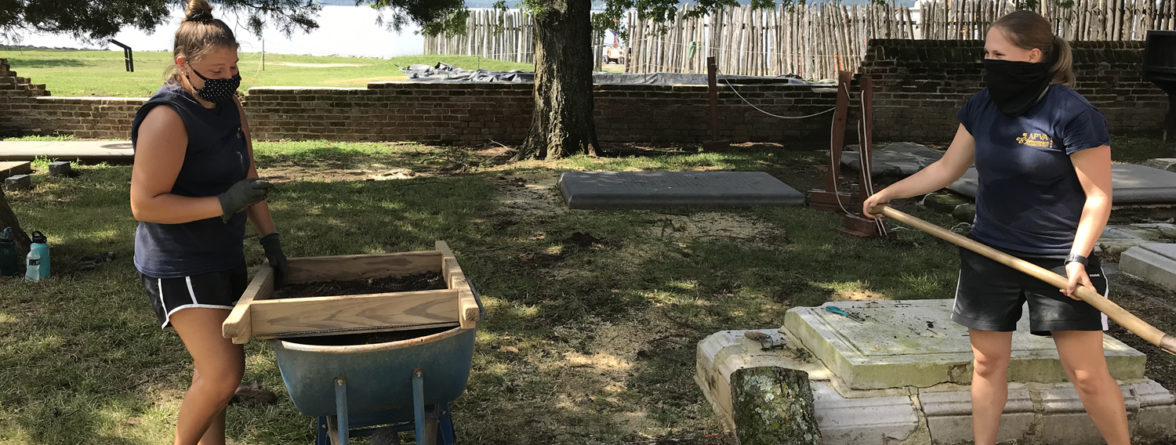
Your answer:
[217,177,272,222]
[259,233,289,288]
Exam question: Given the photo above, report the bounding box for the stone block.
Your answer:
[47,161,72,177]
[1143,158,1176,172]
[782,300,1144,390]
[921,384,1035,444]
[811,382,921,444]
[3,174,31,191]
[1120,243,1176,291]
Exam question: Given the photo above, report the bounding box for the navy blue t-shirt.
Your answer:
[957,86,1109,256]
[131,83,250,277]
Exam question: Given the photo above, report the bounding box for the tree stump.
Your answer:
[731,366,821,445]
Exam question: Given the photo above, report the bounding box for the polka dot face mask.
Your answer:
[187,66,241,103]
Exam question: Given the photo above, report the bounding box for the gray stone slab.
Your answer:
[557,171,804,209]
[1120,243,1176,290]
[47,161,72,177]
[783,300,1145,390]
[1143,158,1176,172]
[811,381,920,444]
[0,141,133,161]
[1098,224,1176,260]
[921,384,1036,444]
[695,327,1176,444]
[841,142,945,176]
[949,164,1176,205]
[3,174,31,191]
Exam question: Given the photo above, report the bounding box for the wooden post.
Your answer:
[703,56,728,151]
[807,71,852,211]
[731,367,821,445]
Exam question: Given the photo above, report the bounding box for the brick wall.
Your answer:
[859,39,1169,143]
[1,44,1169,145]
[217,82,841,144]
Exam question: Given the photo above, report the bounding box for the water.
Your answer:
[11,4,426,58]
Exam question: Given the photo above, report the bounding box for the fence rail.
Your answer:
[422,0,1176,80]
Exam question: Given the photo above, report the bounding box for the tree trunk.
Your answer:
[731,366,822,445]
[0,188,30,252]
[515,0,600,160]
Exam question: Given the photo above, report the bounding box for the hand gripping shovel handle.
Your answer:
[871,204,1176,355]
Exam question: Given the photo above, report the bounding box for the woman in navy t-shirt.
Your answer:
[129,1,290,443]
[864,11,1126,445]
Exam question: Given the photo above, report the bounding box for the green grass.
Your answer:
[0,140,972,444]
[0,49,535,97]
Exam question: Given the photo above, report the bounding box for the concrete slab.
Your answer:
[783,300,1145,390]
[1120,243,1176,291]
[557,171,804,209]
[694,326,1176,444]
[841,142,945,176]
[1098,224,1176,261]
[948,164,1176,205]
[1143,158,1176,172]
[0,161,31,179]
[0,141,133,161]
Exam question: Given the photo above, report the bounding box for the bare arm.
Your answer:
[863,123,976,217]
[129,106,223,224]
[237,98,277,237]
[1062,145,1112,297]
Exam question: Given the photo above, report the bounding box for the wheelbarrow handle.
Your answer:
[467,279,486,322]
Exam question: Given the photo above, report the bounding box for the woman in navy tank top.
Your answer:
[863,11,1126,445]
[129,1,290,443]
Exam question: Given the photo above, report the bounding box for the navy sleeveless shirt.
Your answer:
[131,83,250,277]
[957,86,1110,256]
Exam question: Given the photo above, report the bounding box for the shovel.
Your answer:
[870,204,1176,355]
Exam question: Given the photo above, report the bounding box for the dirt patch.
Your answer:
[494,170,566,218]
[274,272,444,299]
[283,325,454,346]
[646,212,782,248]
[1104,274,1176,392]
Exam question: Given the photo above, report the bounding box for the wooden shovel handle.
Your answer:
[873,205,1176,355]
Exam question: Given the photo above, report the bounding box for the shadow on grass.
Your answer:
[3,58,88,69]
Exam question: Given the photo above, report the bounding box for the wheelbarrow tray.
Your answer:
[270,325,476,419]
[222,241,480,344]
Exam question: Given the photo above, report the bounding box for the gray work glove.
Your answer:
[259,233,289,288]
[217,177,271,222]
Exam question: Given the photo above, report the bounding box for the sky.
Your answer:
[8,1,919,57]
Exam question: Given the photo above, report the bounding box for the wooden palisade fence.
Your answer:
[422,0,1176,80]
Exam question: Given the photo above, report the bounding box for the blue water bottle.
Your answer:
[0,227,18,276]
[29,231,48,279]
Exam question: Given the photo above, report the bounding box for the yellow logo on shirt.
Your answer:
[1016,132,1053,148]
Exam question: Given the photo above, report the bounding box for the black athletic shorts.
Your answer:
[140,266,248,329]
[951,247,1108,336]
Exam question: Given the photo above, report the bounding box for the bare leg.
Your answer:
[968,329,1013,445]
[170,308,244,445]
[198,407,227,445]
[1053,330,1129,445]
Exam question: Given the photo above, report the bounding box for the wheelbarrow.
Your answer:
[222,241,484,444]
[274,287,483,444]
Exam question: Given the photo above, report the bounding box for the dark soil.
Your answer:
[1105,273,1176,393]
[282,326,454,346]
[274,272,445,299]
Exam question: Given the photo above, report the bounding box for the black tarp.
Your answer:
[400,62,825,85]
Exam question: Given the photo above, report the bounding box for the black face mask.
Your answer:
[983,59,1051,117]
[188,67,241,103]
